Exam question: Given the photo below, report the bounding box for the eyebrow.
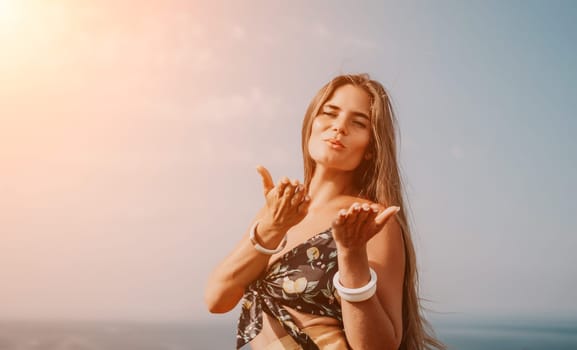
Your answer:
[323,104,370,120]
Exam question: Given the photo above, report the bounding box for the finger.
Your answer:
[278,182,294,210]
[282,182,294,199]
[291,179,300,191]
[256,165,274,195]
[287,179,301,197]
[297,194,311,213]
[375,206,401,226]
[276,176,290,196]
[291,184,305,206]
[356,202,372,225]
[365,204,380,225]
[332,208,348,226]
[346,202,362,224]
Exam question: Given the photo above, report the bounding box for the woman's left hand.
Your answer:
[331,202,400,250]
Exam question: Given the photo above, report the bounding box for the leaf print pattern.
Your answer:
[236,228,343,350]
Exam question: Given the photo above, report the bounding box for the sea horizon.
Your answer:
[0,312,576,349]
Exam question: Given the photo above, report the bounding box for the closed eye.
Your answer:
[353,121,367,128]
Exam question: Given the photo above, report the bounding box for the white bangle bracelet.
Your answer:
[332,268,378,302]
[249,221,287,255]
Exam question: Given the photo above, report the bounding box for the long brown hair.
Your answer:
[301,74,445,350]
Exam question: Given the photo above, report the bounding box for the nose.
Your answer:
[332,116,348,136]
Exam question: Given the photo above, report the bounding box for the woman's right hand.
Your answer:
[256,165,310,236]
[204,166,310,313]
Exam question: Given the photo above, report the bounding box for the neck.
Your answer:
[307,165,358,210]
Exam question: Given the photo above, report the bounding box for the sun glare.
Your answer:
[0,0,20,24]
[0,0,27,37]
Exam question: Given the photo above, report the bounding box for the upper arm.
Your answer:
[367,215,406,341]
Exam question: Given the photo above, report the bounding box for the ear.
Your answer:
[364,152,372,160]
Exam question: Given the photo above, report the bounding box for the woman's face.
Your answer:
[308,84,372,172]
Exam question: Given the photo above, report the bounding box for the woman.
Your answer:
[205,74,444,350]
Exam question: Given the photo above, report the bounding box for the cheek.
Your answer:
[308,119,323,143]
[310,118,324,133]
[307,125,326,156]
[351,132,371,154]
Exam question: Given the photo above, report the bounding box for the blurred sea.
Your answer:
[0,315,576,349]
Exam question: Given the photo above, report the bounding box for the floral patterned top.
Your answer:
[236,228,344,350]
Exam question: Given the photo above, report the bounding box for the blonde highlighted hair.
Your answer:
[301,74,445,350]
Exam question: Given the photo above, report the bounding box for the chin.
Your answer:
[311,158,360,172]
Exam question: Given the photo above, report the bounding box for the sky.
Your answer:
[1,0,576,323]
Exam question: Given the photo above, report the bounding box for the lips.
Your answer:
[325,138,345,149]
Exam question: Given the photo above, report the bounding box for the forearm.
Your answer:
[337,248,400,350]
[205,222,287,313]
[206,169,309,314]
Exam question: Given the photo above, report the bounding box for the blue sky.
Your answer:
[0,0,575,321]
